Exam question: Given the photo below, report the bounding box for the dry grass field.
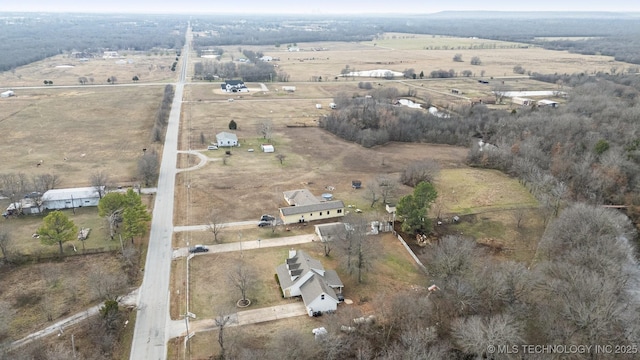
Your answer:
[213,33,627,83]
[0,86,165,187]
[0,52,178,88]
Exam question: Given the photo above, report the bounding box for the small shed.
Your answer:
[216,132,238,146]
[351,180,362,189]
[282,86,296,92]
[1,90,15,98]
[538,99,559,108]
[261,144,274,153]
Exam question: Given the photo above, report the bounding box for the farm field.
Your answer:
[0,51,179,88]
[209,33,628,83]
[0,86,165,188]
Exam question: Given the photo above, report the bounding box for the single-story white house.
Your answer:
[261,144,274,153]
[276,249,343,316]
[1,90,15,98]
[280,200,345,224]
[221,80,249,93]
[216,132,238,147]
[42,187,103,210]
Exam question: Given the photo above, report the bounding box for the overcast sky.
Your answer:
[3,0,639,14]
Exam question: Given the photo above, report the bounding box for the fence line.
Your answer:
[395,233,427,273]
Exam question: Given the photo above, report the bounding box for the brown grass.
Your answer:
[0,252,126,340]
[0,52,177,87]
[0,86,165,188]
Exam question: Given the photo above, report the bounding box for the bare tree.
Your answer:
[376,175,398,205]
[0,229,14,263]
[400,160,440,187]
[138,150,159,187]
[451,314,524,359]
[364,180,379,208]
[89,266,127,301]
[0,173,28,215]
[257,118,273,140]
[275,153,286,165]
[336,214,378,283]
[207,209,226,243]
[214,309,237,360]
[227,260,256,307]
[90,170,109,199]
[512,207,526,229]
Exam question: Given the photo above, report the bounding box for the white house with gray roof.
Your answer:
[276,249,343,316]
[216,132,238,147]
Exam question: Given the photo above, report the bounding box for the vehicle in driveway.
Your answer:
[260,214,275,222]
[258,220,272,227]
[207,145,218,150]
[189,245,209,253]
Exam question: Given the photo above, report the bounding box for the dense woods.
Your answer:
[0,13,186,71]
[322,73,640,226]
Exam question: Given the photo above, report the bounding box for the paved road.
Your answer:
[129,24,191,360]
[173,220,257,232]
[172,234,316,258]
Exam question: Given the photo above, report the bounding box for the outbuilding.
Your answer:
[216,132,238,147]
[1,90,15,98]
[42,187,103,210]
[261,144,274,153]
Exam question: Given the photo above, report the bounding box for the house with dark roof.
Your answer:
[276,249,344,316]
[221,80,249,93]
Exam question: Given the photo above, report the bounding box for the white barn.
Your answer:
[216,132,238,146]
[42,187,103,210]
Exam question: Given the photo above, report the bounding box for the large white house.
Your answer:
[216,132,238,147]
[276,249,343,316]
[42,187,103,210]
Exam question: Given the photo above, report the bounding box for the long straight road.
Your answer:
[129,24,191,360]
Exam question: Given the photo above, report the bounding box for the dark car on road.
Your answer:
[189,245,209,253]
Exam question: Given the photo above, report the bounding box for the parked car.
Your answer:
[207,145,218,150]
[258,220,272,227]
[260,214,275,222]
[189,245,209,253]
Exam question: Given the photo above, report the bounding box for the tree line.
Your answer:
[0,13,186,72]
